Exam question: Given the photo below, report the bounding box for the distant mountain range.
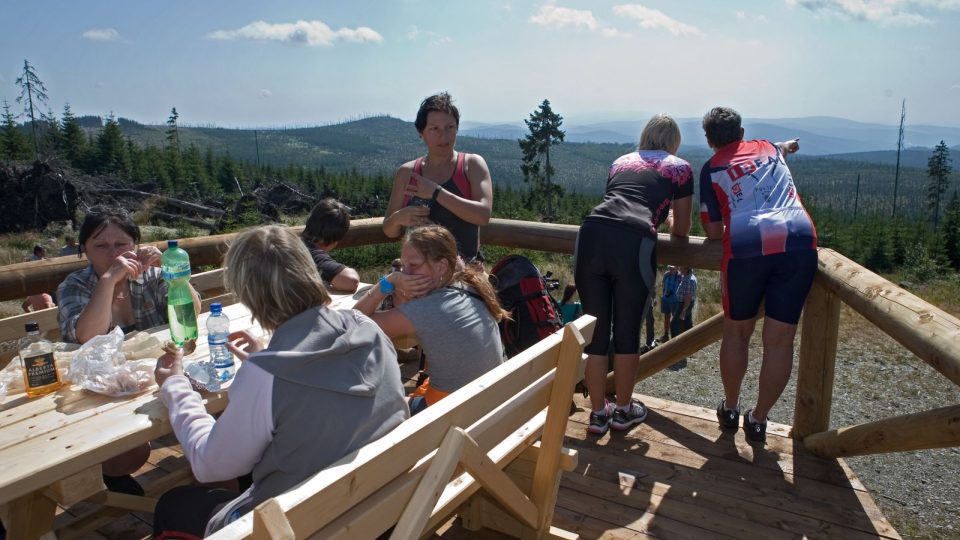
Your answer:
[69,114,958,195]
[462,115,960,161]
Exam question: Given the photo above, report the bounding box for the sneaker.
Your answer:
[587,402,614,435]
[611,399,648,431]
[658,334,669,343]
[716,399,740,430]
[743,409,767,444]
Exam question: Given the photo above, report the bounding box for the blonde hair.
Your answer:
[224,225,331,332]
[404,225,509,322]
[638,113,681,154]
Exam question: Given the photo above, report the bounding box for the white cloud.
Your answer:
[259,89,273,98]
[612,4,701,36]
[735,10,769,23]
[206,20,383,46]
[784,0,960,26]
[529,2,625,37]
[405,24,451,46]
[82,28,120,42]
[530,2,600,29]
[600,27,631,38]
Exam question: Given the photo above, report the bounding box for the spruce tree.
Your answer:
[15,59,50,158]
[165,107,181,155]
[519,99,565,221]
[59,104,87,168]
[96,115,129,174]
[1,100,30,161]
[926,141,952,228]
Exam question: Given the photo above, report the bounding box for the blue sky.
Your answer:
[2,0,959,128]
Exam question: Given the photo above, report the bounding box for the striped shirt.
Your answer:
[57,265,168,343]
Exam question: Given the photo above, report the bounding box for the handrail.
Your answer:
[0,218,722,301]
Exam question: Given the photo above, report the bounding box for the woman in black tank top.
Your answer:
[382,92,494,265]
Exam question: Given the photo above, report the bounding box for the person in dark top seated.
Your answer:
[302,198,360,293]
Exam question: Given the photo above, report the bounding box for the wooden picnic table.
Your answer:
[0,287,365,539]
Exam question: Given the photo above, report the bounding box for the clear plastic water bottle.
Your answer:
[161,240,198,345]
[206,303,235,382]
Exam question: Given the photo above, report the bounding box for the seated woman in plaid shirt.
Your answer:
[56,207,201,496]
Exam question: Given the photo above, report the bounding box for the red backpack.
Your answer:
[490,255,563,357]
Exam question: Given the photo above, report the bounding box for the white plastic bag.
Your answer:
[68,327,156,397]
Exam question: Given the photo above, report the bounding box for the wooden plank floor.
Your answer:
[49,384,901,539]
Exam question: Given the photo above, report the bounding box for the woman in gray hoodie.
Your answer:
[152,225,408,538]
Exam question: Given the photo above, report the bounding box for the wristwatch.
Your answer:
[431,185,442,204]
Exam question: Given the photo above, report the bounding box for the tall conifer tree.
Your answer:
[519,99,565,221]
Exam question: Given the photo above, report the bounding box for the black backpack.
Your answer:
[490,255,563,357]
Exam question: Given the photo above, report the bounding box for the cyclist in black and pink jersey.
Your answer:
[383,93,493,290]
[576,114,693,436]
[699,106,818,445]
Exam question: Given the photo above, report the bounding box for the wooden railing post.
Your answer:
[794,280,841,439]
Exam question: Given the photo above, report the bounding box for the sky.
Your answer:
[2,0,959,128]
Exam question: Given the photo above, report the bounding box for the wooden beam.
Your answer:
[1,490,58,540]
[794,282,841,438]
[815,248,960,388]
[605,311,724,395]
[391,427,467,540]
[252,498,295,540]
[524,324,586,539]
[0,306,59,343]
[803,404,960,458]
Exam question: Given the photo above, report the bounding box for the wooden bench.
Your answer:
[208,315,596,540]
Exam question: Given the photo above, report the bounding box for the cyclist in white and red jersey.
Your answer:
[699,106,817,444]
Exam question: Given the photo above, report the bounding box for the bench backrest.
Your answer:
[209,315,596,540]
[0,268,233,363]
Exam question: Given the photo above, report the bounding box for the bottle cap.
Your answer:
[210,303,222,314]
[168,239,179,248]
[24,322,40,333]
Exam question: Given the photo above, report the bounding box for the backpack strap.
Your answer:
[451,151,471,199]
[401,158,424,207]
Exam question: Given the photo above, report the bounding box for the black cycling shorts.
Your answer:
[722,249,817,324]
[574,220,656,356]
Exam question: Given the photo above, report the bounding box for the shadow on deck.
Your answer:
[440,393,900,540]
[52,391,900,540]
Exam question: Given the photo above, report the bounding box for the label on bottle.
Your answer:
[22,352,59,389]
[162,265,191,280]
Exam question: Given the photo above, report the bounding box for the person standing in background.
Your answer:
[671,266,697,338]
[382,93,493,267]
[659,265,680,341]
[60,236,80,256]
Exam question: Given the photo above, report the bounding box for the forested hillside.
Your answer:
[3,109,958,279]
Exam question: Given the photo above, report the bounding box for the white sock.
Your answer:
[723,399,740,412]
[617,403,632,412]
[749,411,765,425]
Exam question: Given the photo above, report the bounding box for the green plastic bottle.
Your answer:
[161,240,198,345]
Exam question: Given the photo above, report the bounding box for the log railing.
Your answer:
[2,218,957,459]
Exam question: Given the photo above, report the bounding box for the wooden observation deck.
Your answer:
[3,217,957,539]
